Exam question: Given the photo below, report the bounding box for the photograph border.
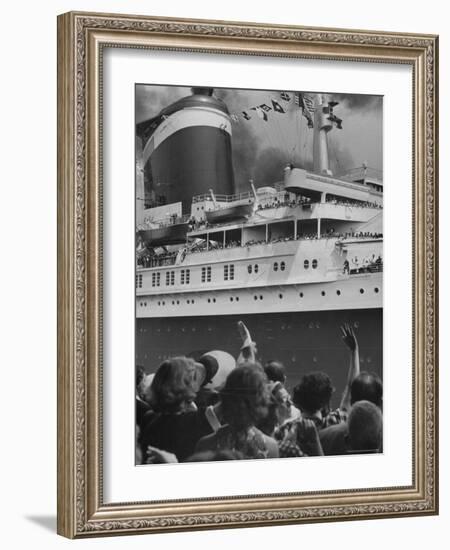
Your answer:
[57,11,439,538]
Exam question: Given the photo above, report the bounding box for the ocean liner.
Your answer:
[135,87,383,396]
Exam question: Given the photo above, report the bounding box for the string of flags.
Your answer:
[229,92,343,130]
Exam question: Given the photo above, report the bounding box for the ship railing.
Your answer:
[192,191,254,204]
[336,166,383,183]
[137,252,177,268]
[341,261,384,276]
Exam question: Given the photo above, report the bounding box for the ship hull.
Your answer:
[136,272,383,317]
[136,307,383,409]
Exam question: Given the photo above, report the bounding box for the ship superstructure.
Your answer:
[136,90,383,320]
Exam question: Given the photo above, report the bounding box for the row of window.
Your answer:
[272,259,318,271]
[143,259,320,289]
[138,286,381,306]
[149,264,237,287]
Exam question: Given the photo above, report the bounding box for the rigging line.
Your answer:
[288,102,298,162]
[252,113,277,162]
[290,107,298,163]
[264,95,289,157]
[272,112,290,161]
[329,132,342,173]
[279,102,295,157]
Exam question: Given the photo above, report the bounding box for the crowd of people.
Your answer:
[137,229,384,268]
[256,196,382,212]
[135,322,383,465]
[344,254,383,274]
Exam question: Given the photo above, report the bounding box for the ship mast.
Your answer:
[313,94,333,176]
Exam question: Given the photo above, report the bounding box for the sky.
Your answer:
[136,84,382,192]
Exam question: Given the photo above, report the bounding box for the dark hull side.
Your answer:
[136,308,383,408]
[145,126,235,214]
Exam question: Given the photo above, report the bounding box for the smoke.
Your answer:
[252,147,289,187]
[135,84,190,123]
[215,88,269,191]
[332,93,382,112]
[135,84,382,189]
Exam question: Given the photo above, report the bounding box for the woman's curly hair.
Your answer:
[149,357,198,413]
[293,371,334,413]
[220,364,270,432]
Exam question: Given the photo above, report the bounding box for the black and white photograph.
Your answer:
[134,84,383,465]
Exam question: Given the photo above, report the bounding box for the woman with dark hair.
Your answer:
[139,357,211,462]
[195,365,279,459]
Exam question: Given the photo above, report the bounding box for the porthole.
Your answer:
[192,299,195,304]
[279,294,283,299]
[312,259,318,269]
[360,288,365,294]
[259,295,263,300]
[230,297,234,302]
[208,298,211,303]
[236,297,240,302]
[374,287,379,293]
[321,291,326,296]
[336,290,341,296]
[187,300,190,304]
[304,260,309,269]
[213,298,216,303]
[273,262,279,271]
[254,264,259,273]
[248,265,252,274]
[280,261,286,271]
[299,292,304,298]
[172,300,175,305]
[176,300,180,305]
[254,296,258,301]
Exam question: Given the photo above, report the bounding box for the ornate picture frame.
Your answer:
[57,11,438,538]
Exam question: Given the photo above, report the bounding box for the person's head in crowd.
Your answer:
[194,350,236,408]
[264,360,287,385]
[198,350,236,390]
[350,372,383,408]
[186,449,244,462]
[149,357,205,413]
[220,364,270,432]
[258,381,292,436]
[347,400,382,452]
[292,372,334,416]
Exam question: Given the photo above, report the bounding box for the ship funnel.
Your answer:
[140,88,235,213]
